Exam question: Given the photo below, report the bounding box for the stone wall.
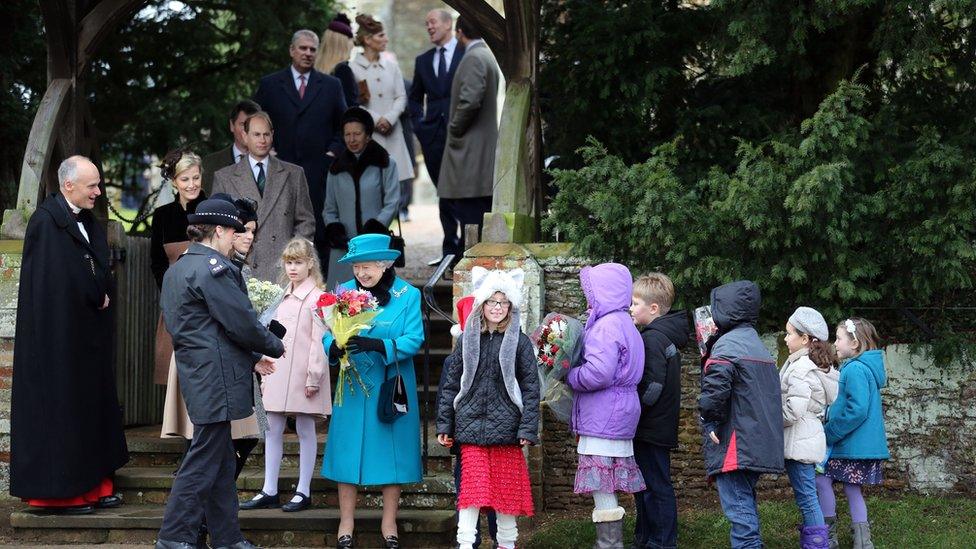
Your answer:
[529,250,976,509]
[0,241,23,495]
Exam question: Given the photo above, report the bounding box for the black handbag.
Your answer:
[378,340,408,423]
[379,167,406,268]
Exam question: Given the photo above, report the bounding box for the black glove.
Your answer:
[346,336,385,355]
[324,222,349,249]
[268,319,287,339]
[328,341,343,365]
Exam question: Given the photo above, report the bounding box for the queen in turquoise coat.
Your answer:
[321,233,423,547]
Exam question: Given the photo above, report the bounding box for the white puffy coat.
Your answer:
[780,349,840,464]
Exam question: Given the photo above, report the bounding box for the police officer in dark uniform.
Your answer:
[156,198,285,549]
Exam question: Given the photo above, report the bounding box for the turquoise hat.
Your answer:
[338,233,402,264]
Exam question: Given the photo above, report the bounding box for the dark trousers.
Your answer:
[398,178,413,215]
[453,453,497,547]
[439,198,460,257]
[443,196,492,259]
[633,441,678,549]
[158,421,242,546]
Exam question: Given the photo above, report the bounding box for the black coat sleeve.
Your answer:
[638,332,668,407]
[201,270,285,359]
[516,335,541,444]
[407,61,425,128]
[436,339,463,437]
[328,82,348,156]
[149,214,168,289]
[334,63,359,108]
[699,348,735,427]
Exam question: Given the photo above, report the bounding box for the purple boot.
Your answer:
[799,524,830,549]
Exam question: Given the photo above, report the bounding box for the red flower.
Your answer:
[561,359,570,369]
[550,344,560,353]
[317,293,338,307]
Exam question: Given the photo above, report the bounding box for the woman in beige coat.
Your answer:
[349,14,415,184]
[242,238,331,513]
[781,307,840,546]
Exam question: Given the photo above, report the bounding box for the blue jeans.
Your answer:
[633,441,678,548]
[786,460,825,526]
[454,453,497,547]
[714,470,763,548]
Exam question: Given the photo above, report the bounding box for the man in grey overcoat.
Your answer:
[437,17,500,261]
[212,111,316,281]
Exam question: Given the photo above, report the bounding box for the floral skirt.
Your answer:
[574,454,646,494]
[825,459,884,485]
[458,444,534,516]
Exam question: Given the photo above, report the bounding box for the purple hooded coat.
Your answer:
[567,263,645,440]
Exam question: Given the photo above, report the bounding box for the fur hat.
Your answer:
[469,266,524,314]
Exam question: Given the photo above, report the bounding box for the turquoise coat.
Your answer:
[824,350,890,460]
[321,276,424,485]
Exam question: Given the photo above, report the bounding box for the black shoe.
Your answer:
[281,492,310,512]
[337,534,354,548]
[384,534,400,548]
[239,491,280,510]
[34,504,94,515]
[96,494,123,509]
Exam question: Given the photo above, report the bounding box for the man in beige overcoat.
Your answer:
[437,17,500,262]
[213,111,316,281]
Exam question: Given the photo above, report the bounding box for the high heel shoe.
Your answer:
[384,534,400,548]
[337,534,354,548]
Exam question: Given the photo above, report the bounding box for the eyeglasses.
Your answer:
[485,299,511,310]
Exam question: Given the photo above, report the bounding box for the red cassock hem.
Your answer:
[24,477,113,508]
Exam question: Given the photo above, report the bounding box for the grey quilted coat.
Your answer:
[436,330,540,446]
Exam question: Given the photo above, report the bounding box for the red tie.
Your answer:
[298,74,307,99]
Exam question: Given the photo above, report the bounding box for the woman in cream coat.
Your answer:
[349,14,415,185]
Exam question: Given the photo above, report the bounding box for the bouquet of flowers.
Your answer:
[530,312,584,423]
[313,289,382,406]
[694,305,718,357]
[246,278,284,324]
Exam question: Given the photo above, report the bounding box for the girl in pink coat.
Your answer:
[241,238,332,513]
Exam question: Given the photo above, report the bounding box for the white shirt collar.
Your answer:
[438,37,458,55]
[248,155,269,171]
[290,65,310,81]
[232,144,246,162]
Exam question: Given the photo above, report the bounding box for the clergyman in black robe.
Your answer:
[9,155,128,513]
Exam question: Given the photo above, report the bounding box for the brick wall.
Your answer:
[0,242,23,495]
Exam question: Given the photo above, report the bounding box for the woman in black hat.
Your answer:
[323,106,401,288]
[155,198,285,549]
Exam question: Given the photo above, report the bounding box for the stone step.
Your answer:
[117,467,457,510]
[124,425,454,474]
[10,504,456,548]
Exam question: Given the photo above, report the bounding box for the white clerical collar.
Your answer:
[63,196,82,214]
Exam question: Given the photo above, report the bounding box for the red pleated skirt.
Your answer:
[458,444,534,516]
[25,477,113,508]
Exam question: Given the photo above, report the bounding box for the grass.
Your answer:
[524,496,976,548]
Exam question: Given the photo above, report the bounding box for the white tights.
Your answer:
[457,507,517,549]
[259,412,317,500]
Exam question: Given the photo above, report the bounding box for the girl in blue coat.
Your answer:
[320,234,424,549]
[817,318,889,549]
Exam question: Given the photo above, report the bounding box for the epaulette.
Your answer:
[208,255,229,277]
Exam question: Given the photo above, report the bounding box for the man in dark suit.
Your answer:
[408,9,465,266]
[201,100,261,195]
[253,29,347,269]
